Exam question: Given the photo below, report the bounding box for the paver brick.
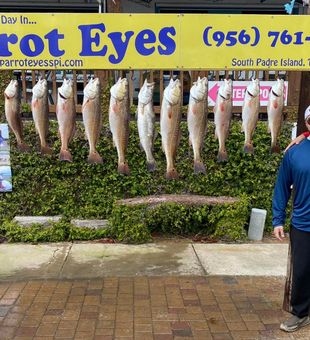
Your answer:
[0,276,307,340]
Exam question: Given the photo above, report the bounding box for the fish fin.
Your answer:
[17,142,30,153]
[41,145,53,155]
[59,149,73,162]
[118,162,130,176]
[166,168,179,180]
[88,152,103,164]
[147,161,156,172]
[244,143,254,154]
[271,144,281,154]
[217,150,228,163]
[194,161,206,175]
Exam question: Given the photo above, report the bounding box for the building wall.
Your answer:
[121,0,306,14]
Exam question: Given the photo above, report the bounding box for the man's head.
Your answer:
[305,105,310,130]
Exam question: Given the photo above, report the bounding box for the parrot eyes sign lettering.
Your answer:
[0,19,176,64]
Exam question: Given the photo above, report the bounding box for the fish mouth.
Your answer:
[272,89,281,97]
[219,93,230,101]
[4,91,15,99]
[58,91,68,100]
[247,90,258,98]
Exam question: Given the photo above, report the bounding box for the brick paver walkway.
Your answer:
[0,276,309,340]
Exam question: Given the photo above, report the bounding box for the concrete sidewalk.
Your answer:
[0,242,288,281]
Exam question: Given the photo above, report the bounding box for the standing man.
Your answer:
[273,105,310,332]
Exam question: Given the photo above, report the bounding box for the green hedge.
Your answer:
[0,219,109,243]
[0,116,291,242]
[108,194,250,243]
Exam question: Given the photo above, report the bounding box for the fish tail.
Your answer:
[41,145,53,155]
[166,168,179,180]
[194,161,206,175]
[244,143,254,154]
[271,144,281,154]
[17,142,30,153]
[147,161,156,172]
[59,149,73,162]
[118,162,130,176]
[88,152,103,164]
[217,150,228,163]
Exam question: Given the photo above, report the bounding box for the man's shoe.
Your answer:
[280,315,310,332]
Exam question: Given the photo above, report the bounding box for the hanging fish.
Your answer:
[109,77,130,175]
[160,78,182,179]
[56,79,76,162]
[214,79,233,162]
[137,79,156,172]
[4,80,30,152]
[187,76,208,174]
[241,79,260,154]
[31,78,52,155]
[82,77,103,164]
[267,79,285,153]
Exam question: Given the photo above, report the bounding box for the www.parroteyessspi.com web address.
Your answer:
[0,58,84,68]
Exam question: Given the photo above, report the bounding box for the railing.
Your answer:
[16,69,297,117]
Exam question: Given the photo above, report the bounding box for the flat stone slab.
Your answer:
[60,243,203,278]
[0,243,70,281]
[71,219,108,229]
[194,243,288,276]
[13,216,62,227]
[117,194,239,206]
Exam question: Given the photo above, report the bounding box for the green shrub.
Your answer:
[108,196,250,242]
[108,204,151,244]
[1,218,111,243]
[2,219,70,243]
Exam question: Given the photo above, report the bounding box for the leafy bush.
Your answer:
[1,218,110,243]
[0,119,291,242]
[108,204,151,244]
[108,195,250,242]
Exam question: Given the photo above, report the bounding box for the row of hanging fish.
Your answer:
[4,76,285,178]
[113,76,285,171]
[4,77,102,164]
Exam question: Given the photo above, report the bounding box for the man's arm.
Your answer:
[272,152,293,241]
[285,131,309,152]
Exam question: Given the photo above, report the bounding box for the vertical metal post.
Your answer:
[297,4,310,135]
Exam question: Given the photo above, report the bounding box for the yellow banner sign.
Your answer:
[0,13,309,70]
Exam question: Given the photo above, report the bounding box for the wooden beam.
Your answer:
[107,0,121,13]
[297,4,310,135]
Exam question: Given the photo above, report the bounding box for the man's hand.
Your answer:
[284,134,305,153]
[273,226,285,241]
